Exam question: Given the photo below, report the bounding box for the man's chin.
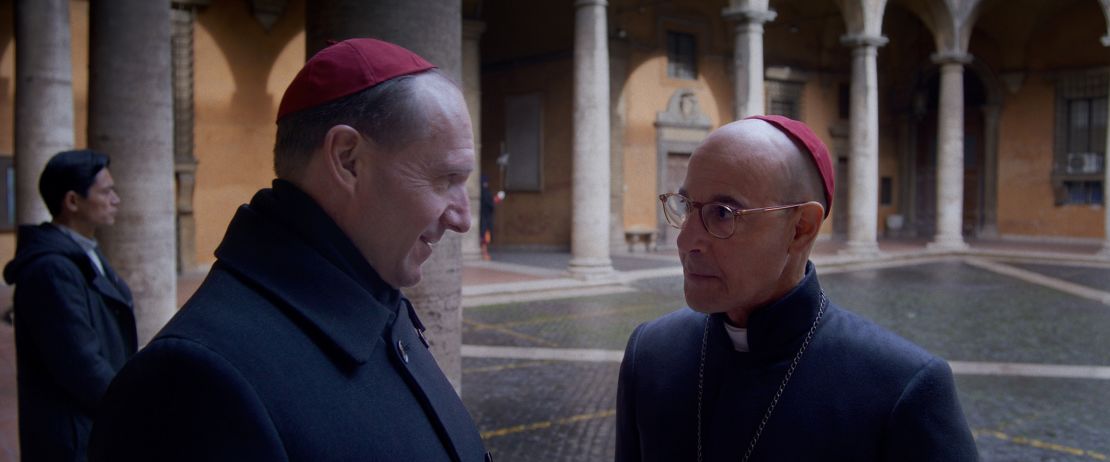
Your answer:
[395,271,422,288]
[684,292,724,314]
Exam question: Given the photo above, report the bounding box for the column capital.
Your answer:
[839,34,888,48]
[463,19,486,40]
[575,0,607,8]
[722,6,777,24]
[931,51,973,65]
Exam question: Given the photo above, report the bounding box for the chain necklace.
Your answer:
[696,292,827,462]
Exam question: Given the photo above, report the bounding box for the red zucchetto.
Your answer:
[745,115,835,218]
[276,38,436,123]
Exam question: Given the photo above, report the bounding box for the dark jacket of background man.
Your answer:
[3,150,135,462]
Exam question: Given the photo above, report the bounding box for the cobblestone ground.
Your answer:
[461,258,1110,461]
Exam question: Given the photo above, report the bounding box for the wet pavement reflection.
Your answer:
[462,258,1110,462]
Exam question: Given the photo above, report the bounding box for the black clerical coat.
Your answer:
[3,224,136,462]
[89,181,489,461]
[616,263,978,461]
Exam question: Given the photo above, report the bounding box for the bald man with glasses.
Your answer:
[615,115,978,462]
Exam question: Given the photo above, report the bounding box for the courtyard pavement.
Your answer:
[1,238,1108,461]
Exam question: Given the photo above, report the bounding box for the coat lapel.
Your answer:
[89,259,132,308]
[389,301,485,462]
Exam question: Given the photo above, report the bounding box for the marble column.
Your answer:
[306,0,467,393]
[928,52,972,251]
[461,20,485,262]
[14,0,74,225]
[89,0,176,344]
[722,6,776,119]
[840,34,887,255]
[569,0,614,279]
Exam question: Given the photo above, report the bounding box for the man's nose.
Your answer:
[443,190,471,234]
[675,213,707,253]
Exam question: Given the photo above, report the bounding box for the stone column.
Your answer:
[14,0,74,225]
[569,0,614,279]
[306,0,467,393]
[928,52,972,251]
[89,0,176,344]
[722,6,776,119]
[461,20,485,262]
[840,34,887,255]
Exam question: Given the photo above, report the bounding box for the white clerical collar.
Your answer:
[723,322,750,352]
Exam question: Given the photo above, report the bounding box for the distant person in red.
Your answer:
[4,150,135,462]
[479,175,504,260]
[89,39,490,461]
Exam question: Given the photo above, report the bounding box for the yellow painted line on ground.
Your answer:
[463,360,551,374]
[462,319,559,347]
[974,429,1107,460]
[481,409,616,440]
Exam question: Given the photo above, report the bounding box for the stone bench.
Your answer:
[623,226,656,253]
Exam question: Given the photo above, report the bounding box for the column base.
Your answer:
[1098,243,1110,260]
[926,236,969,253]
[838,239,881,257]
[568,257,616,281]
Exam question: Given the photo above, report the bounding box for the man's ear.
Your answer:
[788,201,825,252]
[62,190,81,213]
[320,125,366,194]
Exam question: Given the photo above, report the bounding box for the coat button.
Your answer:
[397,340,409,364]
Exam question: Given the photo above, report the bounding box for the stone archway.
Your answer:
[654,88,712,248]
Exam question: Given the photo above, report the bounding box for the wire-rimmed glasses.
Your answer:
[659,193,808,239]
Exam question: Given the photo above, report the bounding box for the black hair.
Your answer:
[38,149,111,217]
[273,69,456,180]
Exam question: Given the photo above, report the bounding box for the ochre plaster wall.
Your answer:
[191,0,304,266]
[620,51,731,233]
[0,1,13,263]
[996,79,1103,239]
[480,58,574,249]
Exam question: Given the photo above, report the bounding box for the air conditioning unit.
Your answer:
[1066,152,1103,174]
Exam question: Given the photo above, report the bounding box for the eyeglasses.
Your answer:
[659,193,808,239]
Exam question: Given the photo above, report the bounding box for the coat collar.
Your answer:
[214,181,400,365]
[90,248,133,309]
[716,261,824,357]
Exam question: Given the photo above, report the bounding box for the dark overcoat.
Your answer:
[89,181,489,461]
[616,263,979,462]
[3,223,136,462]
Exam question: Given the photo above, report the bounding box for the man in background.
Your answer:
[4,149,135,462]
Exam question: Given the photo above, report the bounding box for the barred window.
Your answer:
[1053,72,1106,205]
[766,80,804,120]
[666,31,697,80]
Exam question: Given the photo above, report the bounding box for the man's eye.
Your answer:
[708,205,732,221]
